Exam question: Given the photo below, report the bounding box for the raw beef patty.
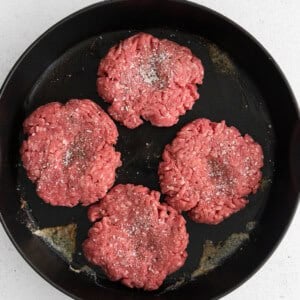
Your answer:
[97,33,204,128]
[83,184,188,290]
[21,99,121,207]
[159,118,264,224]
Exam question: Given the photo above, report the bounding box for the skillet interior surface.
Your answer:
[0,1,299,299]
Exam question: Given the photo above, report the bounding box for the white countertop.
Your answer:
[0,0,299,299]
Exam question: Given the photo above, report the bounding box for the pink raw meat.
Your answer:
[83,184,188,290]
[159,118,264,224]
[20,99,121,207]
[97,33,204,128]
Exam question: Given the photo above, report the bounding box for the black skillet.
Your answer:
[0,0,299,299]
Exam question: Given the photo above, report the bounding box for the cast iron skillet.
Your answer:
[0,0,299,299]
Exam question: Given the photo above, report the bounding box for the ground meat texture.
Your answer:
[20,99,121,207]
[159,119,264,225]
[97,33,204,129]
[83,184,188,290]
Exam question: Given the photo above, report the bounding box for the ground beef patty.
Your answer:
[83,184,188,290]
[159,118,264,224]
[20,99,121,207]
[97,33,204,129]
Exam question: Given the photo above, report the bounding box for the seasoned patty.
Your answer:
[97,33,204,128]
[20,99,121,206]
[83,184,188,290]
[159,118,264,224]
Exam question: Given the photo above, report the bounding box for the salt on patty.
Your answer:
[83,184,188,290]
[21,99,121,206]
[97,33,204,128]
[159,118,264,224]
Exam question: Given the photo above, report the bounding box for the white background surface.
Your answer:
[0,0,299,299]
